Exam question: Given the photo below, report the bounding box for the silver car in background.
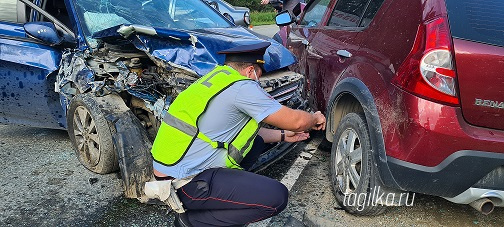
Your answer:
[205,0,251,26]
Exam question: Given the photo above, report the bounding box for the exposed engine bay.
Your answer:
[56,41,308,140]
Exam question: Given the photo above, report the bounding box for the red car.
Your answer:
[276,0,504,215]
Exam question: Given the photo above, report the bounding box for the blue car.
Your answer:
[0,0,307,198]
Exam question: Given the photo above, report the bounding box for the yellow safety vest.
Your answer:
[151,65,260,169]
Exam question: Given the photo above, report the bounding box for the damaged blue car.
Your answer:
[0,0,308,198]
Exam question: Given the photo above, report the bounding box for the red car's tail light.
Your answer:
[393,17,459,105]
[420,49,456,96]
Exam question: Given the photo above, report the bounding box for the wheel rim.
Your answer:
[335,128,362,194]
[73,106,100,167]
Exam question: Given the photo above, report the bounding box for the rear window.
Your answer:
[327,0,368,27]
[445,0,504,47]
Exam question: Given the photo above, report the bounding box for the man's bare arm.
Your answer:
[263,106,326,132]
[258,128,310,143]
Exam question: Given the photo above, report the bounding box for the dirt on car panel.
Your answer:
[113,110,153,199]
[89,94,153,199]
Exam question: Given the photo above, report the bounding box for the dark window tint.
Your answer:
[360,0,384,27]
[327,0,368,27]
[0,0,18,22]
[446,0,504,47]
[300,0,331,27]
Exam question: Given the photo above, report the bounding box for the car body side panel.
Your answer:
[0,23,65,129]
[286,0,335,110]
[353,0,420,85]
[308,29,360,112]
[0,22,25,38]
[285,28,309,75]
[306,0,398,130]
[351,0,423,160]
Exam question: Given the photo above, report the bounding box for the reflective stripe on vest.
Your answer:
[151,65,260,169]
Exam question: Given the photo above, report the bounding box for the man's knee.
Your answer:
[268,180,289,214]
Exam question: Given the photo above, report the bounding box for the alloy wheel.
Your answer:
[335,128,363,194]
[73,106,100,167]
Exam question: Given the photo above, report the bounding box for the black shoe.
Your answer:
[174,212,193,227]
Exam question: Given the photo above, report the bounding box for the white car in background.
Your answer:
[205,0,251,26]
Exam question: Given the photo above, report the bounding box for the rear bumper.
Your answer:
[445,188,504,206]
[387,151,504,197]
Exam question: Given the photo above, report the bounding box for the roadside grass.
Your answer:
[251,11,277,26]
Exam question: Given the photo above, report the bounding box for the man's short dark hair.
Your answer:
[225,61,261,72]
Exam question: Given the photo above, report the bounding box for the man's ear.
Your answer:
[245,65,255,78]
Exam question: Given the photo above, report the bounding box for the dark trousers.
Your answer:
[176,136,288,226]
[240,135,266,171]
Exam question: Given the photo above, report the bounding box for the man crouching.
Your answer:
[149,42,326,226]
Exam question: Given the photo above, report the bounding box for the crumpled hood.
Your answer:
[93,25,296,76]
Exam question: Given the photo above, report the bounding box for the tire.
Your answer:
[330,113,386,215]
[67,93,118,174]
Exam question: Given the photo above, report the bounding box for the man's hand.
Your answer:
[284,131,310,142]
[258,128,309,143]
[312,111,326,131]
[264,107,327,132]
[261,0,270,4]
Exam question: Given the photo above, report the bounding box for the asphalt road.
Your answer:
[0,124,175,226]
[2,124,504,226]
[251,25,279,38]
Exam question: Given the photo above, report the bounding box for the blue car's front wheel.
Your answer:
[67,93,118,174]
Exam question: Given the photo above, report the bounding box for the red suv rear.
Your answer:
[277,0,504,215]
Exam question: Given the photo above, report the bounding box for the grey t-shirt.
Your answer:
[153,78,282,179]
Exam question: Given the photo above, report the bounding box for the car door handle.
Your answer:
[336,50,352,58]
